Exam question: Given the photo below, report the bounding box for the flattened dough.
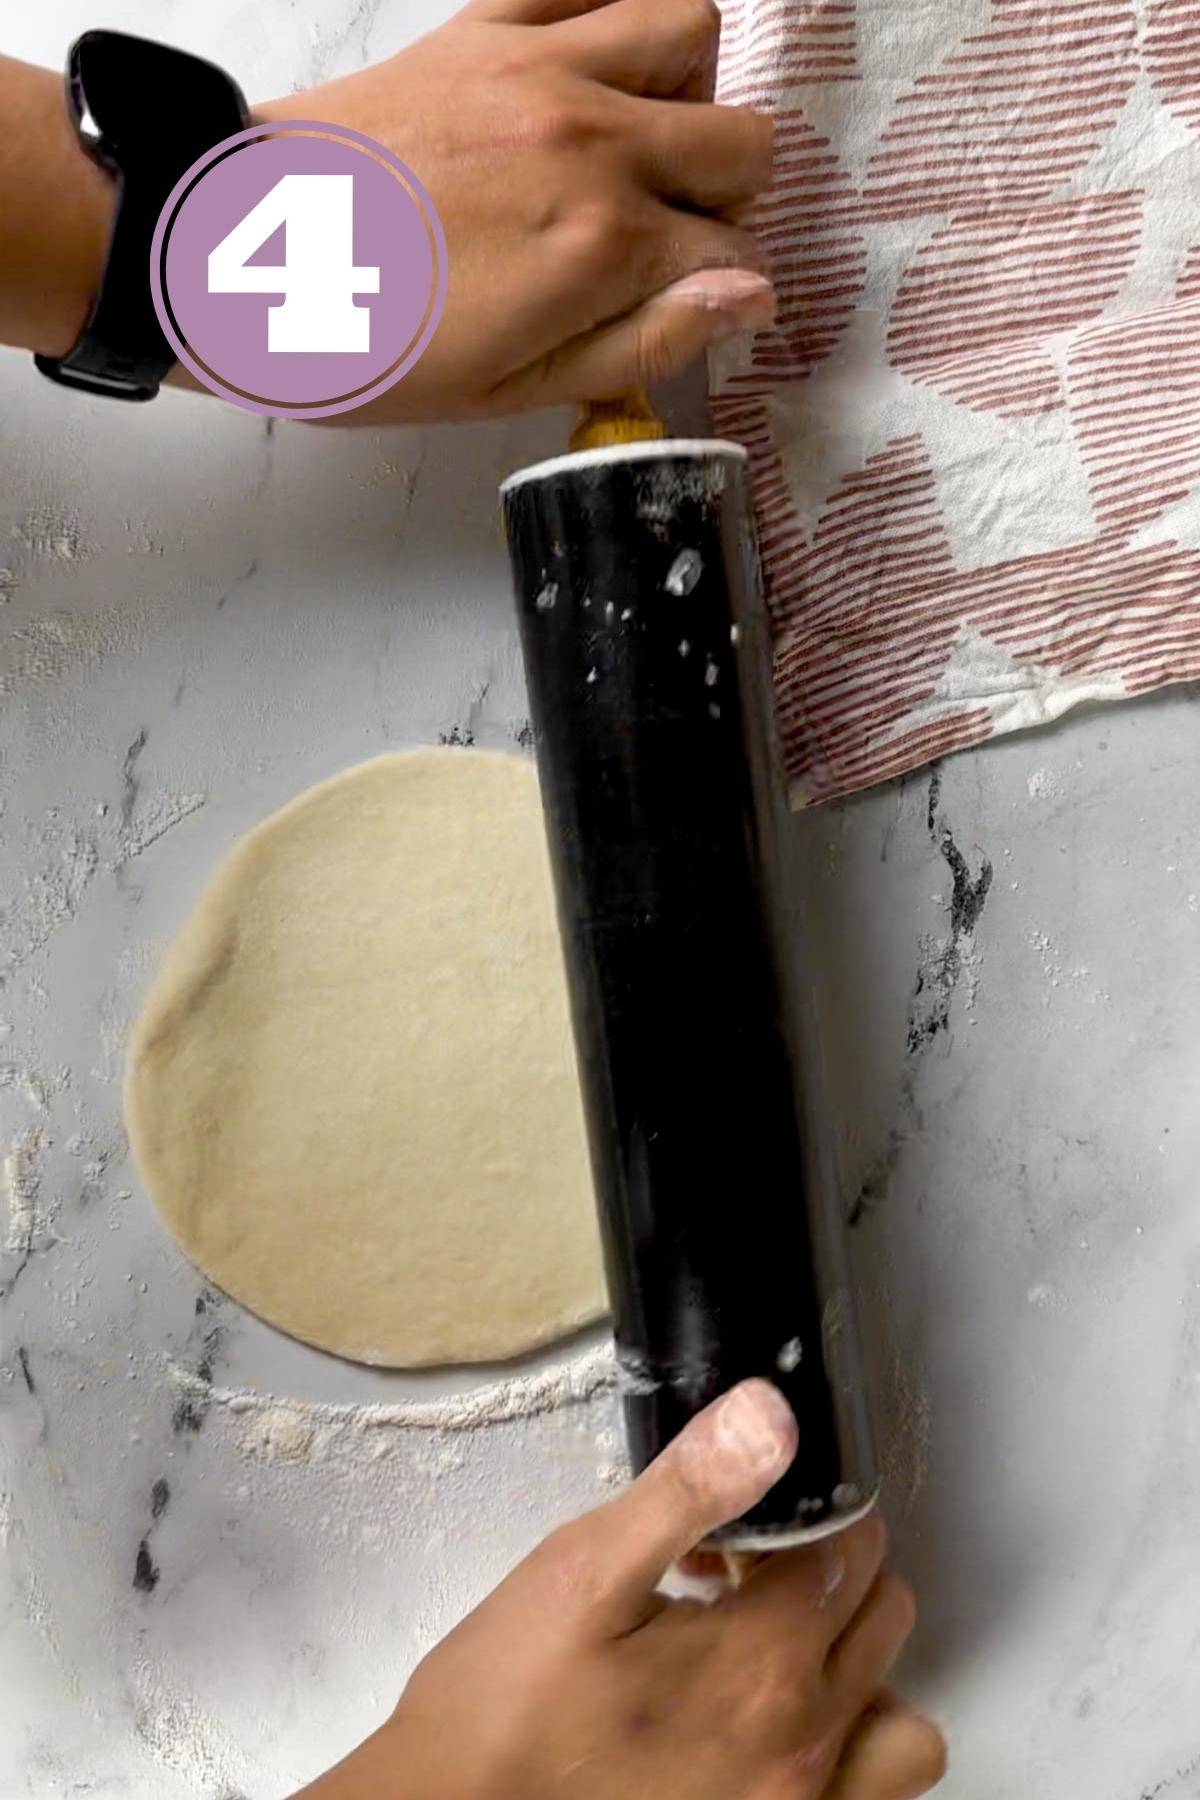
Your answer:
[125,749,607,1366]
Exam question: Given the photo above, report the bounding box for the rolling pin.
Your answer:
[501,398,878,1548]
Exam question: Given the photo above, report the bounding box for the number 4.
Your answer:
[208,174,380,354]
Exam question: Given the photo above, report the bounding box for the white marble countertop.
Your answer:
[4,3,1200,1797]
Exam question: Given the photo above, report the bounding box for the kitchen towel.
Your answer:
[712,0,1200,802]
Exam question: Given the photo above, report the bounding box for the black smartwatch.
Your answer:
[35,31,249,401]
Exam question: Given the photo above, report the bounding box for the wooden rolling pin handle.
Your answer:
[569,392,666,452]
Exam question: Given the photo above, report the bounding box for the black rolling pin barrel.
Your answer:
[502,440,877,1546]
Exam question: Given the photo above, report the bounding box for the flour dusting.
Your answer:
[11,506,92,564]
[179,1340,619,1452]
[876,1352,932,1521]
[1,822,98,976]
[0,602,163,695]
[113,791,207,869]
[1026,768,1058,800]
[131,1662,257,1799]
[4,1127,46,1255]
[1027,1283,1070,1313]
[664,549,703,596]
[238,1405,317,1465]
[1027,929,1111,1007]
[1,1064,70,1113]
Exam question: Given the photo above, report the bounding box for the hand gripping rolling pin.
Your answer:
[502,400,878,1549]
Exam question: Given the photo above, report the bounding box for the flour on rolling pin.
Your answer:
[503,439,879,1549]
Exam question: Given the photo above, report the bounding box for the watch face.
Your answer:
[69,30,248,173]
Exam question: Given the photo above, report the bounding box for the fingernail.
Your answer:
[664,268,776,331]
[713,1379,798,1480]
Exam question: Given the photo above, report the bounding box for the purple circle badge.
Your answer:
[151,122,448,419]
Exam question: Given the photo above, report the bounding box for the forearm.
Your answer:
[0,55,111,358]
[0,2,775,425]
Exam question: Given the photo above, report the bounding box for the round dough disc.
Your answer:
[125,749,607,1366]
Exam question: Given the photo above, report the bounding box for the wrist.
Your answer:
[3,59,114,359]
[252,92,320,129]
[30,33,249,402]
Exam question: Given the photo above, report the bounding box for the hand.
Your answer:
[302,1379,947,1799]
[258,0,775,422]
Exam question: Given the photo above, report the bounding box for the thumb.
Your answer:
[497,268,775,411]
[548,1379,798,1637]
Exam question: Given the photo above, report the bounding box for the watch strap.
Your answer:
[36,32,249,402]
[35,180,174,400]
